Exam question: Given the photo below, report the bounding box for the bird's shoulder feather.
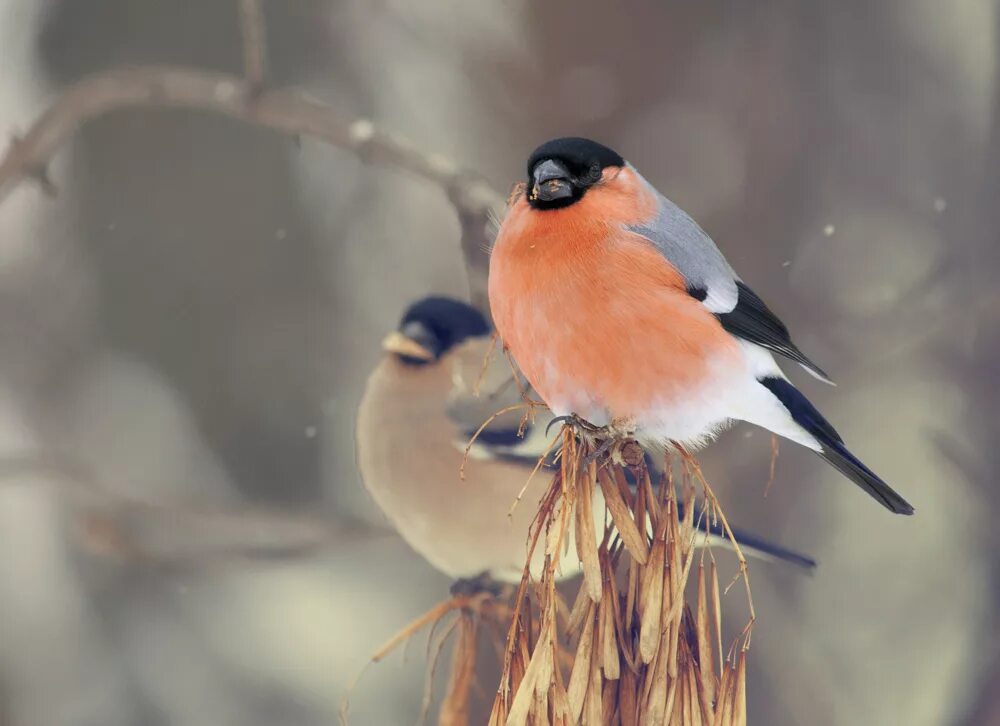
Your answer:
[624,174,831,383]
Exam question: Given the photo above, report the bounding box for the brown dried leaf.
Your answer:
[599,568,621,680]
[607,561,637,674]
[602,678,618,725]
[484,434,754,726]
[713,660,735,726]
[567,602,596,722]
[487,696,507,726]
[696,562,717,708]
[421,616,460,725]
[575,460,602,603]
[532,682,550,726]
[584,627,604,726]
[710,560,723,681]
[506,625,550,726]
[547,497,568,563]
[665,539,681,680]
[566,582,593,639]
[618,663,639,726]
[439,615,478,726]
[638,530,666,663]
[687,661,705,726]
[597,466,649,564]
[611,465,635,508]
[642,627,670,724]
[551,662,571,722]
[638,464,661,526]
[639,521,667,663]
[662,657,681,722]
[733,651,747,726]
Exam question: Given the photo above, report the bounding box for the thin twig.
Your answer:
[237,0,268,91]
[459,401,538,479]
[0,450,380,563]
[676,447,756,629]
[764,434,779,498]
[506,428,562,518]
[473,331,500,398]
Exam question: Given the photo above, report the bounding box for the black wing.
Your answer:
[715,281,832,384]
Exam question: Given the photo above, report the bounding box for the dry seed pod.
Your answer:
[597,466,648,564]
[574,460,602,602]
[566,602,596,721]
[484,428,752,726]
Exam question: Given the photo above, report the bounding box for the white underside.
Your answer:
[546,341,821,452]
[449,342,823,583]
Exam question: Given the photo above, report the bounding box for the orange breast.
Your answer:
[489,176,739,422]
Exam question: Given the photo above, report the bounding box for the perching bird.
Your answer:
[356,295,816,587]
[488,137,913,515]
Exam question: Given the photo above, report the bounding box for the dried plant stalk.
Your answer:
[340,592,511,726]
[347,427,754,726]
[439,614,479,726]
[490,426,754,726]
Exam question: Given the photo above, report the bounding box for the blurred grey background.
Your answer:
[0,1,996,724]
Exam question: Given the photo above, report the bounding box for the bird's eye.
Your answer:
[579,161,602,186]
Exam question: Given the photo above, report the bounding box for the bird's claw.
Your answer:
[450,571,504,598]
[544,415,570,437]
[544,414,637,465]
[583,438,615,465]
[583,436,639,467]
[544,413,601,437]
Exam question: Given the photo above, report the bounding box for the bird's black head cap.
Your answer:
[394,296,490,365]
[526,137,625,210]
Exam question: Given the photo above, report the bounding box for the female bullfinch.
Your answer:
[356,295,816,587]
[488,137,913,515]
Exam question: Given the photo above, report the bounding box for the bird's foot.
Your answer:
[545,414,637,465]
[584,432,637,466]
[450,571,504,599]
[545,412,603,437]
[545,413,634,439]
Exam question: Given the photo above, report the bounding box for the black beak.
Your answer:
[532,159,574,202]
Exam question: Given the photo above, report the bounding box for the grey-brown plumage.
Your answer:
[356,330,555,582]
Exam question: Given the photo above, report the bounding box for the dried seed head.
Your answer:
[350,421,753,726]
[489,426,752,726]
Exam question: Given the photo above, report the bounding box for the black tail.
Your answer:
[759,377,914,515]
[625,459,817,570]
[676,501,817,570]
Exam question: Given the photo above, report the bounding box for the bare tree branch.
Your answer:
[238,0,268,92]
[0,66,501,312]
[0,11,503,563]
[0,451,393,564]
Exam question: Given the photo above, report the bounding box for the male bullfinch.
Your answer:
[355,295,816,588]
[488,137,914,515]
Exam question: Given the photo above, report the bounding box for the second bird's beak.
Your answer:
[381,331,434,361]
[532,159,574,202]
